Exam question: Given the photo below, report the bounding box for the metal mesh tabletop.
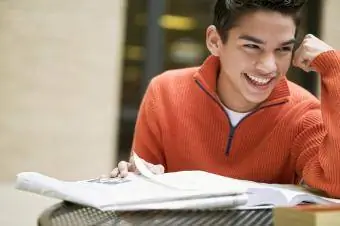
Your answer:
[38,202,273,226]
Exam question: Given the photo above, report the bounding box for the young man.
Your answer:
[109,0,340,198]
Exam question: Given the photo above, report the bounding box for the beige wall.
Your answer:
[315,0,340,97]
[320,0,340,49]
[0,0,126,181]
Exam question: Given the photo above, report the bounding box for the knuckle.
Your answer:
[109,168,118,176]
[157,164,165,172]
[305,33,313,39]
[118,161,127,168]
[110,167,117,173]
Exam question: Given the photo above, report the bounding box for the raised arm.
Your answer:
[292,34,340,198]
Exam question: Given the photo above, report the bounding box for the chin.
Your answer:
[244,93,272,106]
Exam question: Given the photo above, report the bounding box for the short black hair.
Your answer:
[213,0,307,42]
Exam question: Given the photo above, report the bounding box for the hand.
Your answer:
[103,155,165,178]
[293,34,334,72]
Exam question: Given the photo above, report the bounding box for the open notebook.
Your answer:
[15,153,340,211]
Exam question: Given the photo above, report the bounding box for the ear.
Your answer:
[206,25,222,57]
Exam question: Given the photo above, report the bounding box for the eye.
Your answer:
[277,46,293,52]
[244,44,260,49]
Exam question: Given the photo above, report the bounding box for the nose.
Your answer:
[255,53,277,74]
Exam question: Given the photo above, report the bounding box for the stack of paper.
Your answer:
[15,170,250,211]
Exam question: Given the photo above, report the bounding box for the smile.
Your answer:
[243,73,276,86]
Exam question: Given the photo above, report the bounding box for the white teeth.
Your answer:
[246,74,271,85]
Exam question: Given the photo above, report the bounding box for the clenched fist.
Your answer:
[293,34,334,72]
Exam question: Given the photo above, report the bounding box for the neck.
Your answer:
[216,72,257,113]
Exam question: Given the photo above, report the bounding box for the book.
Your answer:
[274,205,340,226]
[14,153,340,212]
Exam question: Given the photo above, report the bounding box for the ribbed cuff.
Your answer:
[311,50,340,75]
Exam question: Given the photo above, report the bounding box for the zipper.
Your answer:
[225,126,235,154]
[194,79,287,155]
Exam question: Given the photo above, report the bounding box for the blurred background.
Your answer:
[0,0,339,225]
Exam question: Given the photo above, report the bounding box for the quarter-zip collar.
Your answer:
[193,55,291,107]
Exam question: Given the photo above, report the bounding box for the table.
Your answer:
[38,201,273,226]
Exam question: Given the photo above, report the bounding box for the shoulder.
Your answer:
[148,66,199,93]
[285,80,322,127]
[141,67,201,120]
[287,80,320,107]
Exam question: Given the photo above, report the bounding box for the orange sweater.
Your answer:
[132,51,340,198]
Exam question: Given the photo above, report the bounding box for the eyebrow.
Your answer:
[238,35,296,46]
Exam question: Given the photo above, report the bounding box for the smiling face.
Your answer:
[207,10,296,112]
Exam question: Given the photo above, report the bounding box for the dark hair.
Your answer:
[213,0,307,42]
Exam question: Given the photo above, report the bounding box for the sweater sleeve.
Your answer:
[131,79,166,167]
[294,50,340,198]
